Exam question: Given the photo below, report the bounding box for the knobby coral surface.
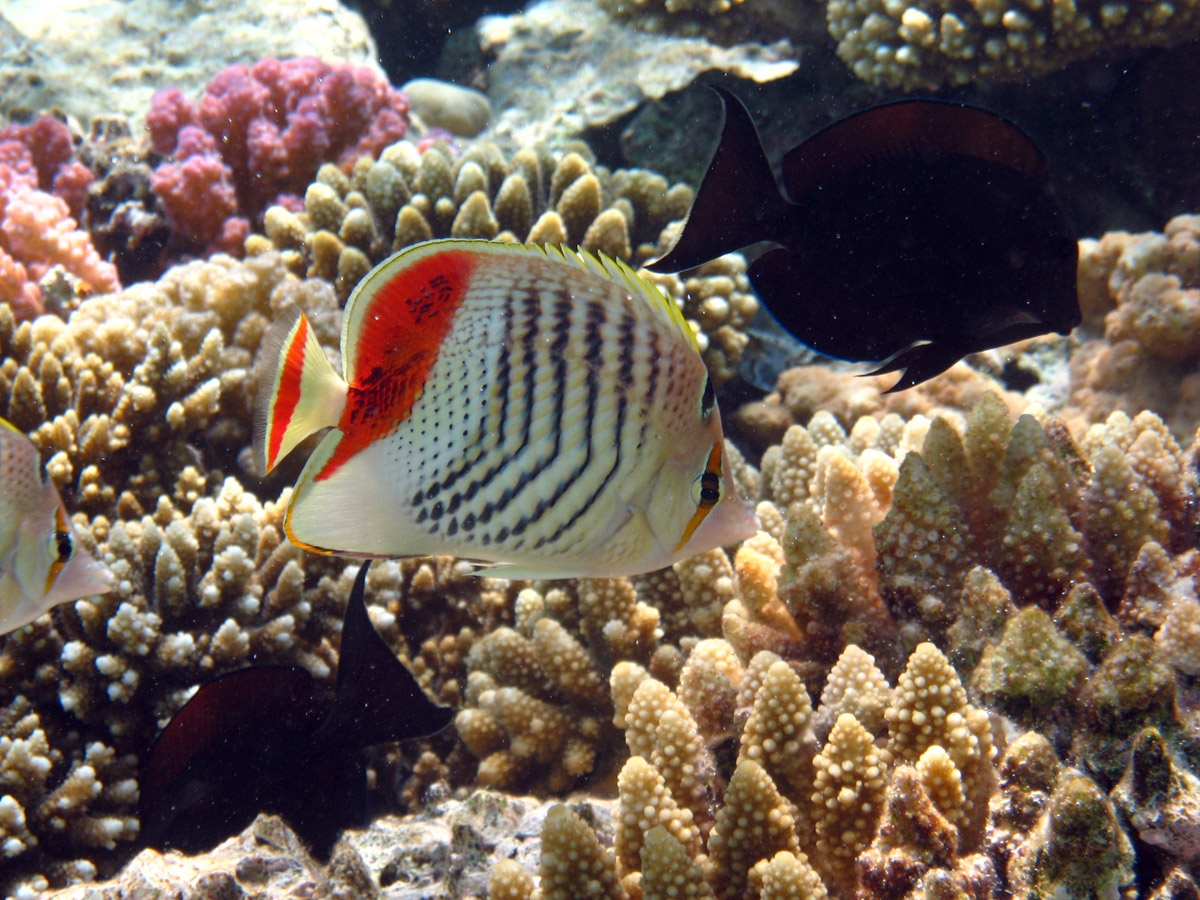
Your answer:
[827,0,1200,88]
[1073,214,1200,439]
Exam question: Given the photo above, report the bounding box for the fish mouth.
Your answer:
[975,307,1041,339]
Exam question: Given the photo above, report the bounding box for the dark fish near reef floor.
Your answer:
[139,560,453,858]
[647,87,1082,392]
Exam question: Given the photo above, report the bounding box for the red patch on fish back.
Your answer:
[269,316,310,468]
[317,249,476,481]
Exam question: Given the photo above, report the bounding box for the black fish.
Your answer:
[647,87,1081,392]
[139,560,454,858]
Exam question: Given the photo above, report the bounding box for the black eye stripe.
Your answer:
[699,471,720,505]
[700,375,715,418]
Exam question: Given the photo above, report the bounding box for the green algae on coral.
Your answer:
[971,606,1090,726]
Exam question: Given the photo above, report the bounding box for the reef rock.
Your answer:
[477,0,797,148]
[40,791,555,900]
[0,0,380,128]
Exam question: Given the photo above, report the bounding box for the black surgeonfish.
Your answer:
[647,87,1081,392]
[139,560,454,858]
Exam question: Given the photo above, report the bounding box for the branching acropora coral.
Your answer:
[513,638,998,900]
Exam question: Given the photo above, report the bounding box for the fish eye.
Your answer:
[699,374,715,419]
[690,469,722,509]
[55,530,75,562]
[676,442,726,552]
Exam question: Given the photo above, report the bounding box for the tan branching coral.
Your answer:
[490,858,537,900]
[1156,596,1200,675]
[616,755,700,873]
[677,638,744,739]
[9,207,1200,900]
[885,643,995,851]
[812,644,891,741]
[748,851,828,900]
[538,804,623,900]
[828,0,1200,89]
[455,573,678,792]
[810,712,888,890]
[0,251,339,514]
[642,825,715,900]
[708,759,801,900]
[1073,216,1200,437]
[971,606,1090,728]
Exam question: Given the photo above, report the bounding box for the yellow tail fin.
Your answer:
[253,308,348,475]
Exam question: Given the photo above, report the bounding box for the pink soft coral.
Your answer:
[0,126,119,320]
[147,57,410,254]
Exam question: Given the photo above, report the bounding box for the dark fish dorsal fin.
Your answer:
[315,560,454,749]
[780,100,1050,202]
[647,86,790,274]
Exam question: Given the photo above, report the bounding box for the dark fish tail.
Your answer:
[313,560,454,751]
[647,86,791,274]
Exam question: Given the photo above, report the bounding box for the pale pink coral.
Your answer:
[0,162,119,320]
[146,57,410,253]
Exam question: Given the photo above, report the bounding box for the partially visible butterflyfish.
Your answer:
[253,239,758,577]
[647,87,1081,392]
[139,559,454,858]
[0,418,112,635]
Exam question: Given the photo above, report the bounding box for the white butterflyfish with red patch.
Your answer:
[253,239,758,578]
[0,418,113,634]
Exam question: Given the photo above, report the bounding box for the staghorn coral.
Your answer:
[827,0,1200,89]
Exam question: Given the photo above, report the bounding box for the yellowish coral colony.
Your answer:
[3,125,1200,899]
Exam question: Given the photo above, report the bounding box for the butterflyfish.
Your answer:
[253,239,758,577]
[647,87,1081,392]
[0,417,112,635]
[139,559,454,858]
